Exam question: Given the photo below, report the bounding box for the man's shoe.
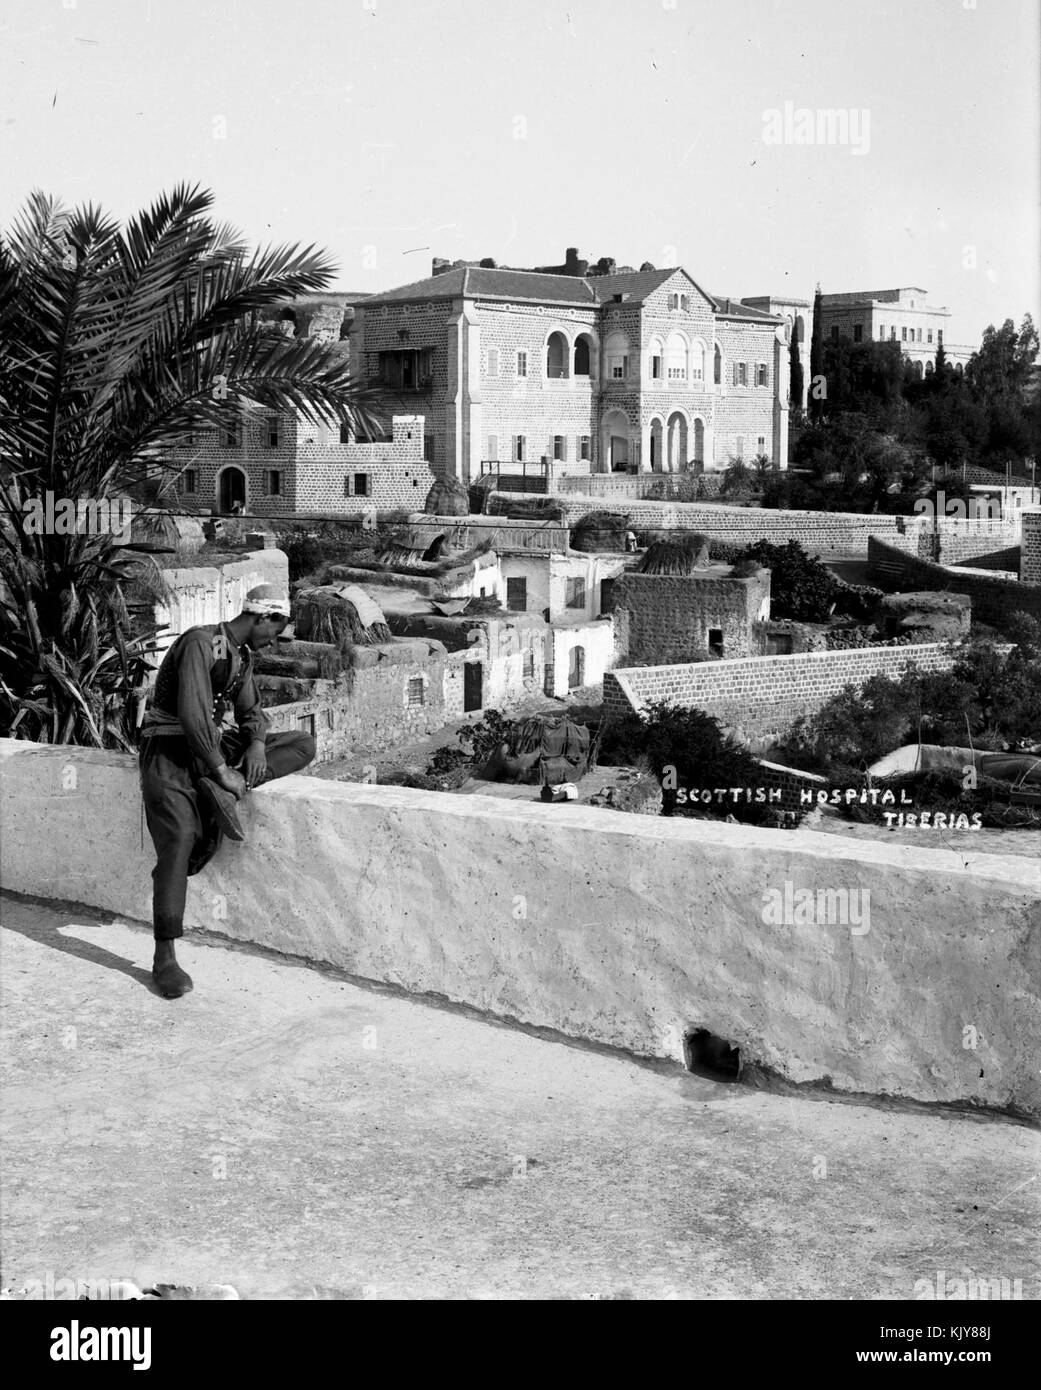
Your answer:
[198,778,246,841]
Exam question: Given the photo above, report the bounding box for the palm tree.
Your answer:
[0,184,377,748]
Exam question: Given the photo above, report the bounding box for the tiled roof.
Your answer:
[362,267,596,307]
[710,294,783,323]
[588,269,677,303]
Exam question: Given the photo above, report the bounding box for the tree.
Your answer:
[789,325,804,413]
[809,284,824,422]
[0,185,378,747]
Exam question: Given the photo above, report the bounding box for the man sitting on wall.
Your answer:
[138,584,315,999]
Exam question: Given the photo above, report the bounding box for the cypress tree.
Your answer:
[809,283,824,420]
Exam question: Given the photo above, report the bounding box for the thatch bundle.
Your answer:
[292,583,392,650]
[638,533,712,573]
[570,510,631,552]
[424,477,470,516]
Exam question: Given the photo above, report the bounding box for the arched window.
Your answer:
[647,336,664,382]
[546,331,569,379]
[713,344,722,385]
[680,293,690,312]
[666,333,688,383]
[605,332,630,381]
[690,340,705,383]
[573,333,593,377]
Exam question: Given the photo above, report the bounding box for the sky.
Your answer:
[2,0,1038,349]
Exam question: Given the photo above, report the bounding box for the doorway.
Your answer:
[463,661,483,712]
[218,466,247,514]
[568,645,585,690]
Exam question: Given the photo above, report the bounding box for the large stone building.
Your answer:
[350,255,790,483]
[817,287,973,374]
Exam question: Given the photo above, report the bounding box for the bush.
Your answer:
[598,701,769,821]
[740,539,840,621]
[283,536,328,582]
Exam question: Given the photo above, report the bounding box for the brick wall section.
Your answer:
[604,642,967,748]
[867,538,1041,627]
[1022,509,1041,584]
[610,570,770,663]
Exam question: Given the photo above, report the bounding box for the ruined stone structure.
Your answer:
[868,538,1041,628]
[608,567,771,664]
[351,260,789,482]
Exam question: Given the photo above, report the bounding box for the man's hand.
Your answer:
[242,741,268,791]
[212,764,247,799]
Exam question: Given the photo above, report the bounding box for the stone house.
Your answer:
[350,256,789,482]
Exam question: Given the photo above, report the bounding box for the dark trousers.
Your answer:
[139,729,315,941]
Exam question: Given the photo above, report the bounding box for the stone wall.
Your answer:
[3,739,1037,1119]
[609,569,771,664]
[867,538,1041,629]
[263,639,448,761]
[604,642,966,748]
[1022,508,1041,584]
[487,493,1022,558]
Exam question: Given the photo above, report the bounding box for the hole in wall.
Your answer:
[684,1028,742,1082]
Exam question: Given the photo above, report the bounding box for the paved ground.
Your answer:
[2,894,1038,1301]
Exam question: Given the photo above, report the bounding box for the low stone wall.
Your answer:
[488,493,1021,557]
[604,643,965,748]
[867,538,1041,629]
[2,739,1037,1119]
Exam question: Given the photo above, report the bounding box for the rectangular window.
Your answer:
[890,328,897,340]
[514,435,525,462]
[651,354,662,379]
[733,362,740,387]
[738,362,748,386]
[927,329,933,344]
[487,434,499,462]
[267,419,280,447]
[579,435,591,461]
[353,472,369,498]
[553,435,566,461]
[917,328,923,342]
[340,422,351,444]
[668,363,685,380]
[565,577,586,610]
[757,436,765,452]
[830,326,839,341]
[487,348,499,377]
[756,363,768,386]
[853,324,863,343]
[267,469,282,496]
[506,577,528,611]
[610,356,628,379]
[516,351,527,378]
[407,677,425,707]
[901,327,907,341]
[183,469,198,494]
[222,422,240,448]
[879,324,886,339]
[937,329,943,344]
[708,628,724,658]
